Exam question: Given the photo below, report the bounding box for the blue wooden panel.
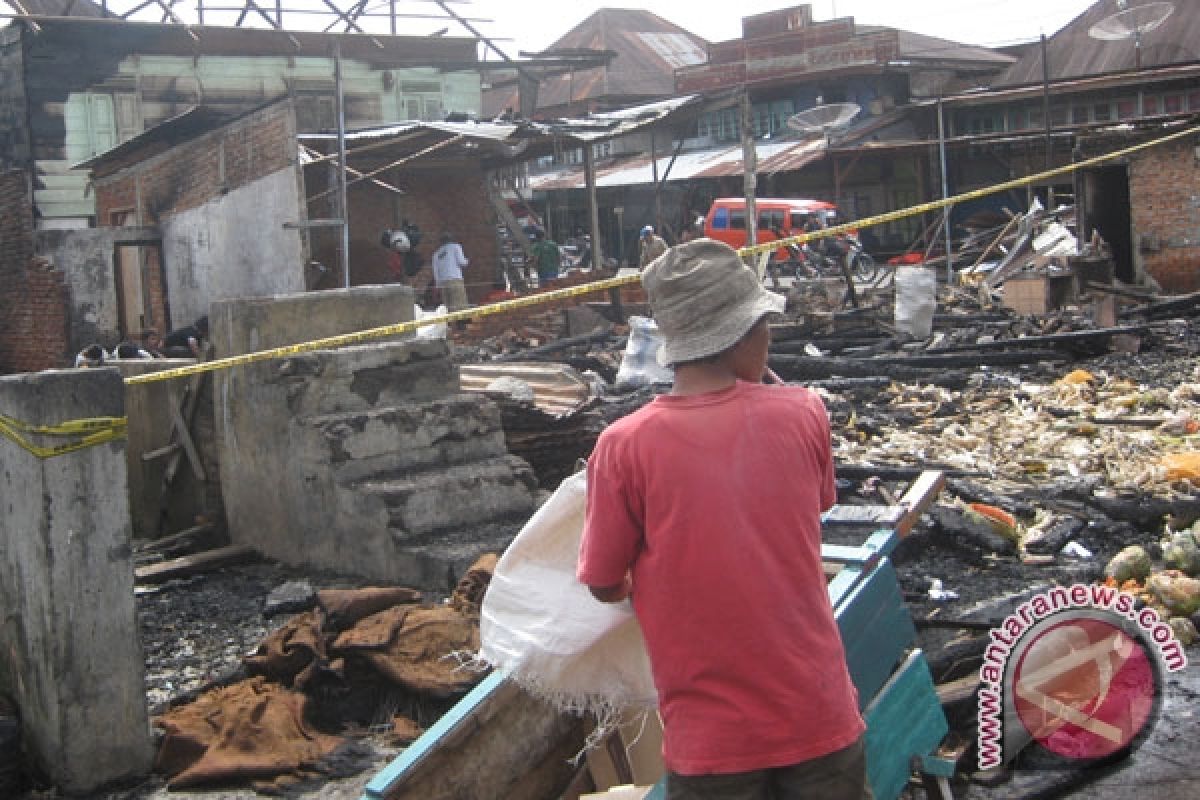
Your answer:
[834,559,916,708]
[361,670,508,800]
[863,650,948,800]
[645,778,667,799]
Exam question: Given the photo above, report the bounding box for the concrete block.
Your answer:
[211,282,416,356]
[0,368,153,794]
[213,286,538,588]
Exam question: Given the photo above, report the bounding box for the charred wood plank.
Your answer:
[924,325,1148,354]
[1121,288,1200,320]
[874,350,1068,369]
[768,354,969,388]
[491,329,616,362]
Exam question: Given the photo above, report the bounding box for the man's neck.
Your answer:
[671,363,738,396]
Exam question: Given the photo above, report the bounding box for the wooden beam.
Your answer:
[894,470,946,538]
[135,544,258,584]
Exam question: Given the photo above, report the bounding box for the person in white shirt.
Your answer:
[431,232,470,311]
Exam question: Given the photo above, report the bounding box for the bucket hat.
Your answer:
[642,238,785,366]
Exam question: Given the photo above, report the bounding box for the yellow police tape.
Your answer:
[0,413,127,459]
[8,121,1199,457]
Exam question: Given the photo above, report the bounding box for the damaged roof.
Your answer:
[299,94,708,165]
[482,8,708,117]
[528,138,827,191]
[993,0,1200,87]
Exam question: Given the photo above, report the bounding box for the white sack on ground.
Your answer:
[614,316,674,389]
[478,470,657,717]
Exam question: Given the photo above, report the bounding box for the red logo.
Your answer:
[1012,617,1158,761]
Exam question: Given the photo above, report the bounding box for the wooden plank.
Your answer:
[167,395,206,482]
[134,544,258,584]
[894,471,946,538]
[141,441,181,462]
[863,650,949,800]
[935,673,980,706]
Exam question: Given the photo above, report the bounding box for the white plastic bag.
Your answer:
[415,304,448,340]
[614,316,674,389]
[478,470,657,717]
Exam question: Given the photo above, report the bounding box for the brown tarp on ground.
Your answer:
[155,676,343,789]
[155,567,496,789]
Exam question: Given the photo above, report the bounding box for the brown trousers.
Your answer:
[666,737,872,800]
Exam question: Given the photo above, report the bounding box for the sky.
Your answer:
[468,0,1101,57]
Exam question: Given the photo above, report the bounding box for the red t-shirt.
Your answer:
[578,381,864,775]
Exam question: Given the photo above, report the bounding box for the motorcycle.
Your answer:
[776,231,879,283]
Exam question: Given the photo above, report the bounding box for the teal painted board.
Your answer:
[361,670,507,800]
[834,560,915,708]
[646,778,667,799]
[863,650,949,800]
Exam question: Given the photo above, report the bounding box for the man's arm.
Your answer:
[587,574,632,604]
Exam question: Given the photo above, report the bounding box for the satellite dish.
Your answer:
[1088,1,1174,68]
[786,102,862,135]
[1088,1,1174,40]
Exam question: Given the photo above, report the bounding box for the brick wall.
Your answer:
[1129,138,1200,293]
[0,169,69,374]
[312,161,503,299]
[93,100,297,226]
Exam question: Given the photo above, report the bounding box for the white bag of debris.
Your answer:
[614,316,674,388]
[894,266,937,340]
[479,470,658,719]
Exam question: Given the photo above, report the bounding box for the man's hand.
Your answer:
[587,574,632,604]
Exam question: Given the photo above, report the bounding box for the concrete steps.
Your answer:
[355,455,539,539]
[307,395,508,483]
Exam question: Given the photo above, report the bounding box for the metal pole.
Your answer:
[1042,34,1054,210]
[937,97,952,283]
[334,40,350,288]
[741,90,758,251]
[650,129,661,235]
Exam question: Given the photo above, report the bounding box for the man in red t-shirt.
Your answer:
[578,238,869,799]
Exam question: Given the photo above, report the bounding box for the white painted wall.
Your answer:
[162,167,306,325]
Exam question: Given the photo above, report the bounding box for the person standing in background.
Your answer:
[528,229,562,286]
[431,232,470,311]
[639,225,668,267]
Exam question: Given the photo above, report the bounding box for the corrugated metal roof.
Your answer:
[528,138,827,191]
[994,0,1200,87]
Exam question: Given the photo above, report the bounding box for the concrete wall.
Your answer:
[92,99,307,328]
[162,167,307,325]
[0,368,153,793]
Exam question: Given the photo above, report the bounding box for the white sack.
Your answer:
[478,470,658,717]
[614,316,674,389]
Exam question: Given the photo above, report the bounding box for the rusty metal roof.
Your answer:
[994,0,1200,87]
[482,8,707,116]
